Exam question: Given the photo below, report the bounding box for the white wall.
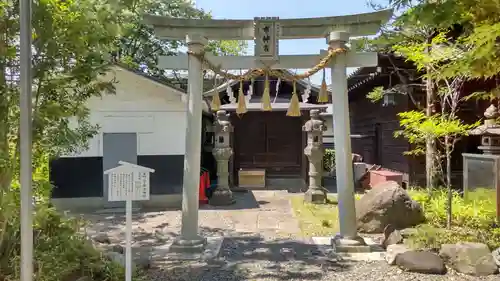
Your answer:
[63,67,188,157]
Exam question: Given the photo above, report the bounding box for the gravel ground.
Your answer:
[80,191,498,281]
[142,235,498,281]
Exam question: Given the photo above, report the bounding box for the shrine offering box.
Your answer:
[238,169,266,189]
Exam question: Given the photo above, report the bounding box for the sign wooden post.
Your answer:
[104,161,155,281]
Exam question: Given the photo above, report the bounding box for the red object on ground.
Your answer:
[369,170,403,188]
[199,172,209,204]
[204,172,210,190]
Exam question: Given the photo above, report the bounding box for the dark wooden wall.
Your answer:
[349,85,411,173]
[347,55,498,188]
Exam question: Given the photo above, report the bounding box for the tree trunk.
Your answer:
[425,40,435,190]
[425,73,435,190]
[445,136,452,229]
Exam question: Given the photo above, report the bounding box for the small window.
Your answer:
[313,136,319,143]
[218,136,224,143]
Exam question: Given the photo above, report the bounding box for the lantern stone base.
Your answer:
[209,189,235,206]
[304,188,326,204]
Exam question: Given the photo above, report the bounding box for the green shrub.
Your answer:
[323,149,335,172]
[407,188,500,250]
[1,190,144,281]
[408,188,497,229]
[0,162,145,281]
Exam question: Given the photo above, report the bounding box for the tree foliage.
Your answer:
[0,1,130,279]
[366,0,500,167]
[0,0,121,191]
[395,110,477,156]
[364,0,500,227]
[0,0,247,189]
[0,0,246,279]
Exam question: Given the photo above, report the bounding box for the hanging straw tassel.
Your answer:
[317,68,329,103]
[261,74,272,111]
[287,80,301,117]
[210,92,221,111]
[236,80,247,116]
[210,73,221,111]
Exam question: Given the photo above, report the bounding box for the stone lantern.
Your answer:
[303,109,327,203]
[463,104,500,221]
[209,110,235,206]
[470,104,500,154]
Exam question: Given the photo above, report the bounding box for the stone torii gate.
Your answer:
[144,10,392,254]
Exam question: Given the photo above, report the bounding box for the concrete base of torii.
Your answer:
[312,236,384,262]
[332,235,371,253]
[155,236,224,260]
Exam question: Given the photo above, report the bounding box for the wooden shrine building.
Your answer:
[347,53,496,187]
[205,70,329,188]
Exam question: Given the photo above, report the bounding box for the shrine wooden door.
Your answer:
[232,111,303,182]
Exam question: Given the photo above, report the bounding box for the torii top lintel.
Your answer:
[143,9,392,40]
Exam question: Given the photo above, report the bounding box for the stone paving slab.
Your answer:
[81,191,303,248]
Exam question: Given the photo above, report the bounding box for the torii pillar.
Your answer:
[144,9,392,254]
[328,31,361,247]
[172,34,208,251]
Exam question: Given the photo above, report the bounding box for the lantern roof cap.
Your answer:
[470,104,500,135]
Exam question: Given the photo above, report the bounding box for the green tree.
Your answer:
[365,0,500,227]
[363,0,459,189]
[0,0,120,192]
[378,0,500,88]
[432,0,500,86]
[0,0,123,277]
[0,0,244,278]
[363,0,483,190]
[0,0,247,192]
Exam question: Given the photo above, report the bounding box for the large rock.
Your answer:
[493,247,500,267]
[356,181,425,233]
[385,244,411,265]
[440,242,498,276]
[395,251,447,275]
[382,224,404,249]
